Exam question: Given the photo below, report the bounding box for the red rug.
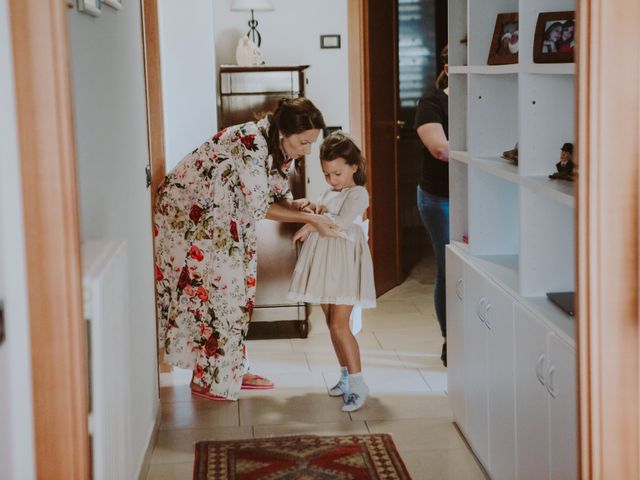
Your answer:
[193,433,412,479]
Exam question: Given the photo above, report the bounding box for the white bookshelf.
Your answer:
[447,0,578,478]
[447,0,576,309]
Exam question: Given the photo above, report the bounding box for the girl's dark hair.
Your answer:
[266,97,326,176]
[435,44,449,90]
[319,132,367,186]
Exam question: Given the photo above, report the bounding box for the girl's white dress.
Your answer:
[288,186,376,308]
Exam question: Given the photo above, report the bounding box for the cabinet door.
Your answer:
[485,280,516,480]
[446,246,466,429]
[514,305,550,480]
[547,333,578,480]
[463,263,489,468]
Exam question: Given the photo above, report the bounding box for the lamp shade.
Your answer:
[230,0,274,11]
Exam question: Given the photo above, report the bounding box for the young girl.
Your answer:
[288,132,376,412]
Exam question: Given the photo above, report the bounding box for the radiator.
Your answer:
[82,241,130,480]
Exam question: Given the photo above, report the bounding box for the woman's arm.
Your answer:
[417,123,449,161]
[266,202,338,237]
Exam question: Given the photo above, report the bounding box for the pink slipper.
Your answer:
[241,373,275,390]
[190,383,231,401]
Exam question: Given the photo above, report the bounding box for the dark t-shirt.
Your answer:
[414,88,449,197]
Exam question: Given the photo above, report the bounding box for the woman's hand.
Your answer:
[291,198,312,212]
[291,198,325,214]
[311,214,340,238]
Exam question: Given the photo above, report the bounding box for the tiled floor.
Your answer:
[147,258,488,480]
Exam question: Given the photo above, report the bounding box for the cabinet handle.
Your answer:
[535,353,546,386]
[546,365,556,398]
[484,302,492,330]
[477,297,486,324]
[456,278,463,300]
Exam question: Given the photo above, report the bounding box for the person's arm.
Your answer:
[266,202,338,237]
[323,187,369,230]
[416,123,449,162]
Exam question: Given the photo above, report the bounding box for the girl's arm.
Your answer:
[417,122,449,161]
[324,187,369,230]
[266,202,339,237]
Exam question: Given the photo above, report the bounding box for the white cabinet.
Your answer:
[514,304,551,480]
[447,0,578,477]
[463,263,490,466]
[548,332,578,480]
[446,246,466,430]
[485,279,516,480]
[448,250,516,479]
[515,304,578,480]
[448,247,575,480]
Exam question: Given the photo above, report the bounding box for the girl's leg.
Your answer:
[327,305,360,373]
[328,305,369,412]
[323,304,349,397]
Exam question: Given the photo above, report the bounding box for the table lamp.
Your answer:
[230,0,274,47]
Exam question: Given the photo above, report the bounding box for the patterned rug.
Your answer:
[193,433,412,479]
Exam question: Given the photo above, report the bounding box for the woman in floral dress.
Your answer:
[154,98,334,400]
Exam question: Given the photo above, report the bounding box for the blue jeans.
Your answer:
[417,186,450,338]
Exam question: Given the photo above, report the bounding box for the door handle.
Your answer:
[396,120,406,128]
[535,353,546,386]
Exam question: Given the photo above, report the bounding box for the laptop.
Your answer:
[546,291,575,317]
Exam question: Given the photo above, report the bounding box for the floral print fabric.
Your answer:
[154,118,290,399]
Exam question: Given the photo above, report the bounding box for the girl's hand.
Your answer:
[312,214,340,238]
[293,224,314,244]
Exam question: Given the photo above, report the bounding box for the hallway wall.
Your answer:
[67,3,159,477]
[158,0,218,171]
[212,0,351,201]
[0,1,36,478]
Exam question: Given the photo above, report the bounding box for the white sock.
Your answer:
[342,373,369,412]
[328,366,349,398]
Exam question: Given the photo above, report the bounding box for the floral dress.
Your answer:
[154,118,291,399]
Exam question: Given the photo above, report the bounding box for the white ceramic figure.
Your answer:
[235,36,264,66]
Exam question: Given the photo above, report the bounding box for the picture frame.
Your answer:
[487,12,519,65]
[320,35,341,49]
[102,0,123,9]
[77,0,101,16]
[533,11,575,63]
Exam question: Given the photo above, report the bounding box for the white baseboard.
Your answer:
[137,403,161,480]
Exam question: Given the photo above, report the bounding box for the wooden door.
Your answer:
[362,0,401,295]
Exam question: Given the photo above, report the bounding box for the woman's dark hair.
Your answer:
[319,132,367,186]
[266,97,326,176]
[435,44,449,90]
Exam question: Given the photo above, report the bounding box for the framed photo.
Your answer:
[320,35,341,49]
[77,0,101,16]
[487,13,519,65]
[102,0,122,9]
[533,11,575,63]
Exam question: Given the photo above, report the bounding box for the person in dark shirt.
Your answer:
[414,45,449,366]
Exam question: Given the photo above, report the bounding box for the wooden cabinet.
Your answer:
[218,65,310,338]
[218,65,308,130]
